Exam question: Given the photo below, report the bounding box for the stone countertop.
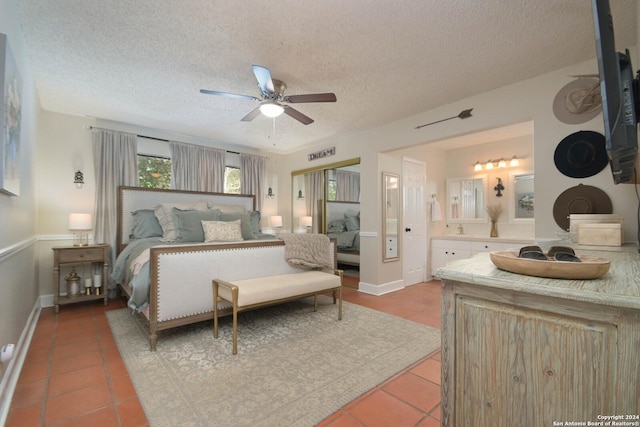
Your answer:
[435,251,640,310]
[431,235,535,244]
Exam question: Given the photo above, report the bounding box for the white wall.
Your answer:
[0,0,40,411]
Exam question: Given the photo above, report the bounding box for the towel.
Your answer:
[280,233,333,269]
[431,197,442,222]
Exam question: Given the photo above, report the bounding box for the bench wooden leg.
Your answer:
[338,286,343,321]
[232,286,239,355]
[213,280,219,339]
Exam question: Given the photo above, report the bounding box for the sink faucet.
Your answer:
[457,224,464,235]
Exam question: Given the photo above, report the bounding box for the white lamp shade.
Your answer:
[68,213,92,230]
[301,216,313,227]
[270,215,283,228]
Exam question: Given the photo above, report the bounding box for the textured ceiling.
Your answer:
[17,0,637,154]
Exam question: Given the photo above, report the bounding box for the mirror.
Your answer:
[510,172,534,222]
[383,172,399,262]
[446,175,487,223]
[292,158,361,268]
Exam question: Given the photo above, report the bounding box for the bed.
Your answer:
[325,201,360,266]
[113,186,284,349]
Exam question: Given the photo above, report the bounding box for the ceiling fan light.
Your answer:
[259,102,284,118]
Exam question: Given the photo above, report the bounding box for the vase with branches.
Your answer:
[486,204,503,237]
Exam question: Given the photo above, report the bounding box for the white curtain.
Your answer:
[336,170,360,202]
[305,171,323,233]
[240,153,266,212]
[92,128,138,295]
[169,141,225,192]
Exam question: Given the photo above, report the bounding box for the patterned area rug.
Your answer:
[107,297,441,427]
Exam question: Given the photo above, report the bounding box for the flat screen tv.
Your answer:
[591,0,639,184]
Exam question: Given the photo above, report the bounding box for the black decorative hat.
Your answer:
[554,131,608,178]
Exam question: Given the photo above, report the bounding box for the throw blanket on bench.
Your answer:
[280,234,332,269]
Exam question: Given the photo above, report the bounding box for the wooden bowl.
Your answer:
[489,251,610,280]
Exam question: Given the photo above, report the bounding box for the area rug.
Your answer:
[107,297,441,427]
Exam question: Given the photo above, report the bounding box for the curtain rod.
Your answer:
[86,125,240,155]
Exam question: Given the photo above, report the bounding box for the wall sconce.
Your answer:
[74,171,84,188]
[494,178,505,197]
[68,213,92,246]
[473,156,524,171]
[266,187,275,198]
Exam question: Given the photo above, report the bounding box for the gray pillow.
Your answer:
[219,211,256,240]
[344,212,360,231]
[130,209,163,239]
[249,211,261,235]
[174,208,221,242]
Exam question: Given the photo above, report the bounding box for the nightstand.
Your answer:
[52,244,110,313]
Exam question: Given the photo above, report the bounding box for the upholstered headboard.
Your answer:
[326,200,360,223]
[117,186,256,254]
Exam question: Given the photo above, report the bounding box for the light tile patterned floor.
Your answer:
[7,278,442,427]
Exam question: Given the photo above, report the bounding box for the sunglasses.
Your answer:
[517,245,581,262]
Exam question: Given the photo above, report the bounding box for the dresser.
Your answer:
[435,250,640,426]
[52,244,110,313]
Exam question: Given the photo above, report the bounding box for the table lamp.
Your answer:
[68,213,92,246]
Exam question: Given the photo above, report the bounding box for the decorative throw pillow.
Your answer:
[129,209,164,239]
[249,210,261,235]
[202,220,243,242]
[344,211,360,231]
[174,208,221,242]
[153,201,209,241]
[219,211,256,240]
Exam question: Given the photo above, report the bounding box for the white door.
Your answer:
[402,157,426,285]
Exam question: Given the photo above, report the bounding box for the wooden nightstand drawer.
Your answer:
[57,247,104,263]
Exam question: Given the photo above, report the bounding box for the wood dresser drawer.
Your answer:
[57,247,104,263]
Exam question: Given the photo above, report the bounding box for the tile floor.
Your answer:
[6,277,442,427]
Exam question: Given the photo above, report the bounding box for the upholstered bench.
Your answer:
[213,269,343,354]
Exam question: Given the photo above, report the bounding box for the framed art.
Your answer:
[0,33,22,196]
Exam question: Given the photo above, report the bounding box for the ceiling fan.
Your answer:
[200,65,337,125]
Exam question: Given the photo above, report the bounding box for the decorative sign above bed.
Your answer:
[308,147,335,162]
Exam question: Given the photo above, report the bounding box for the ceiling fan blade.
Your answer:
[284,93,337,103]
[241,107,262,122]
[252,65,275,94]
[199,89,259,101]
[283,105,314,125]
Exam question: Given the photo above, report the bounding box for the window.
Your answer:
[138,155,171,189]
[224,167,241,194]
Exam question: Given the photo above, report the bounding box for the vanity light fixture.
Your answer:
[473,156,524,171]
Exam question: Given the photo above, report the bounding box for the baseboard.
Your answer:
[357,279,404,296]
[0,301,41,426]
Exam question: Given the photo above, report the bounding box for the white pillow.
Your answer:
[202,219,243,242]
[208,202,245,213]
[154,200,208,241]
